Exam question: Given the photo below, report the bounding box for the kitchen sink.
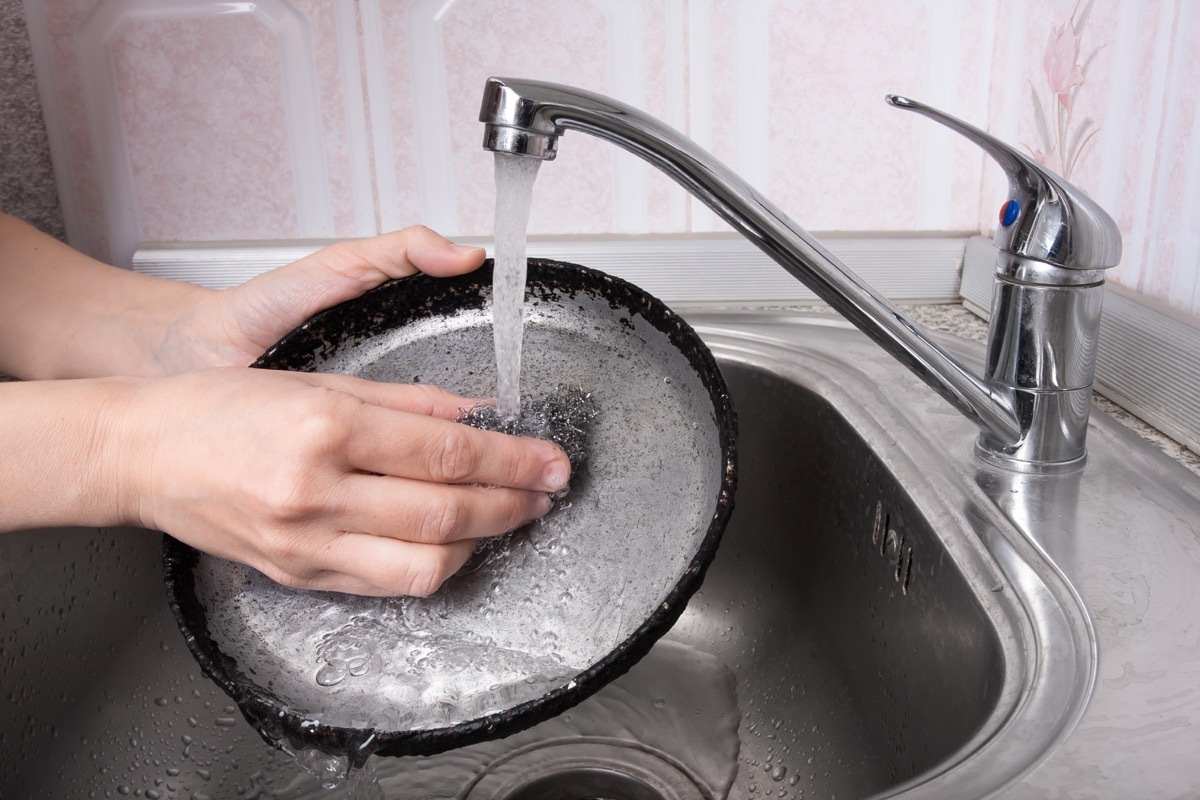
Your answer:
[0,311,1106,799]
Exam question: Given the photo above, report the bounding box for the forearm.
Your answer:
[0,213,213,379]
[0,378,136,532]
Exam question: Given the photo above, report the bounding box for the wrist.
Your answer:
[153,289,248,374]
[0,378,149,532]
[113,277,218,377]
[89,376,156,528]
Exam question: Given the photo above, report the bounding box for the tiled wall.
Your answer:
[23,0,1200,317]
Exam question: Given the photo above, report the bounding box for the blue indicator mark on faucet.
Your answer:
[1000,199,1020,227]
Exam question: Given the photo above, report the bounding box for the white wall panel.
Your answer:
[402,0,458,233]
[64,0,337,265]
[333,1,378,237]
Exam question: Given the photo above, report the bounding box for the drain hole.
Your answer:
[502,767,667,800]
[464,740,708,800]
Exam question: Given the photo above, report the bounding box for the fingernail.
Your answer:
[542,459,569,493]
[535,493,555,516]
[449,243,485,256]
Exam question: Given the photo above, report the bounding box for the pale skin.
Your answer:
[0,211,570,597]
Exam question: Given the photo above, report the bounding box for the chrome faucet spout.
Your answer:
[479,77,1121,472]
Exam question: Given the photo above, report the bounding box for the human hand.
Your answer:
[160,226,486,373]
[103,368,568,596]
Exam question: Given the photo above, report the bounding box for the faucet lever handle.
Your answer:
[886,95,1121,271]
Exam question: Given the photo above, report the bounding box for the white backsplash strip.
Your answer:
[961,235,1200,456]
[133,233,967,305]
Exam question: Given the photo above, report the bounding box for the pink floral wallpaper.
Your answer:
[23,0,1200,317]
[986,0,1200,314]
[1029,4,1101,179]
[114,14,300,240]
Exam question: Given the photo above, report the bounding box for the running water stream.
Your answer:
[491,153,542,419]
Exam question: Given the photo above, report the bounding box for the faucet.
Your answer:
[478,77,1122,473]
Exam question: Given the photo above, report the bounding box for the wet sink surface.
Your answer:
[0,311,1109,798]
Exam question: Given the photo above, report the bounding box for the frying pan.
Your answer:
[163,258,737,762]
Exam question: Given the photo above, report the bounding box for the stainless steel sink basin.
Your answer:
[0,310,1129,799]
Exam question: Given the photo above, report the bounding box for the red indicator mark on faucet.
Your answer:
[1000,199,1020,227]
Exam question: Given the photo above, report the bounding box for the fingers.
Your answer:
[273,534,479,597]
[257,479,550,597]
[325,225,485,281]
[288,379,565,597]
[303,374,483,422]
[254,373,564,597]
[402,239,488,278]
[296,373,571,492]
[346,401,571,493]
[335,474,552,544]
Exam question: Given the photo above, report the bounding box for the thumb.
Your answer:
[223,226,486,353]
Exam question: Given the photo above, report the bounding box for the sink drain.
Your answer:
[501,768,675,800]
[461,739,710,800]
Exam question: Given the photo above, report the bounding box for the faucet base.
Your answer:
[974,439,1088,475]
[973,383,1093,473]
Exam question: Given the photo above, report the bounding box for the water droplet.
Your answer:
[315,662,348,687]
